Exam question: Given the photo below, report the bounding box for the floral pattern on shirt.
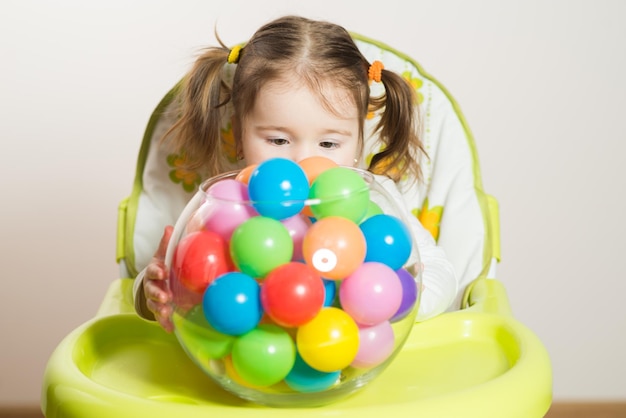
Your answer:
[414,197,443,241]
[167,153,201,193]
[221,123,238,163]
[402,71,424,104]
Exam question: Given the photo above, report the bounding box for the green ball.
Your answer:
[362,200,384,222]
[231,324,296,387]
[173,305,235,361]
[230,216,293,278]
[309,167,370,223]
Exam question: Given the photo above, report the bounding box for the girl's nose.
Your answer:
[294,143,318,163]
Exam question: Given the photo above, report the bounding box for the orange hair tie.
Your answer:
[227,45,242,64]
[368,60,384,83]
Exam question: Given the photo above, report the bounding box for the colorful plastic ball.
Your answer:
[339,262,403,325]
[223,355,263,389]
[296,307,359,372]
[231,324,296,387]
[202,272,263,336]
[299,156,338,217]
[391,268,418,322]
[360,214,412,270]
[169,267,203,310]
[362,200,383,221]
[172,230,234,294]
[298,156,339,184]
[230,216,293,278]
[308,167,370,223]
[285,353,341,393]
[260,262,325,327]
[185,205,210,235]
[323,279,336,307]
[302,216,366,280]
[203,179,258,241]
[351,321,395,369]
[281,214,311,261]
[235,164,258,184]
[172,305,235,360]
[248,158,310,220]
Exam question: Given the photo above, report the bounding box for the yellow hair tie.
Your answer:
[227,45,242,64]
[368,60,384,83]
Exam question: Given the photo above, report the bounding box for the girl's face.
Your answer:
[238,79,360,167]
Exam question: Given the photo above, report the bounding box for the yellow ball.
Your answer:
[296,307,359,372]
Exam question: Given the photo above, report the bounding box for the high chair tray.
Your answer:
[42,280,551,418]
[42,279,551,418]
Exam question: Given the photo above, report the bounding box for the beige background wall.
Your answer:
[1,0,624,407]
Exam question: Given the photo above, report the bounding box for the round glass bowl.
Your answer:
[164,157,421,407]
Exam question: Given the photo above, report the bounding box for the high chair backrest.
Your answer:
[116,34,500,308]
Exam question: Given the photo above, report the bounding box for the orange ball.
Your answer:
[235,164,258,184]
[298,156,338,184]
[299,157,338,218]
[223,355,263,389]
[302,216,366,280]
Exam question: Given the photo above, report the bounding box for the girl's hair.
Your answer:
[166,15,425,182]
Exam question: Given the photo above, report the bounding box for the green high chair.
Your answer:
[41,33,552,418]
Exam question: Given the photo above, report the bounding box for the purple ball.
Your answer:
[391,268,418,321]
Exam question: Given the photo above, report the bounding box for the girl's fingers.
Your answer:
[158,306,174,333]
[146,299,174,333]
[145,261,166,282]
[155,225,174,260]
[145,277,171,302]
[145,226,174,281]
[144,226,176,332]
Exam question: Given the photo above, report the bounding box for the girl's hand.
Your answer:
[144,226,174,332]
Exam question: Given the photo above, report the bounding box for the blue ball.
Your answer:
[248,158,310,220]
[360,214,412,270]
[202,272,263,336]
[285,353,341,392]
[322,279,336,307]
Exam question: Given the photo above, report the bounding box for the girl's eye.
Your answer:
[268,138,289,146]
[319,141,339,149]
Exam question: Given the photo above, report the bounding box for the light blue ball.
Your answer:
[248,158,310,220]
[202,272,263,336]
[323,279,336,307]
[360,214,412,270]
[285,353,341,392]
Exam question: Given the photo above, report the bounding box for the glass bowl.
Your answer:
[164,157,421,407]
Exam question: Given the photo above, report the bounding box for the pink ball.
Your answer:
[339,262,402,325]
[352,321,395,369]
[203,179,257,240]
[282,214,311,261]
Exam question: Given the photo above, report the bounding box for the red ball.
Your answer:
[260,262,325,327]
[173,230,234,294]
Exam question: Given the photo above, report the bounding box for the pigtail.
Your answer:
[163,46,233,178]
[368,67,425,183]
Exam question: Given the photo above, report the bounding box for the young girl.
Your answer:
[134,15,458,332]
